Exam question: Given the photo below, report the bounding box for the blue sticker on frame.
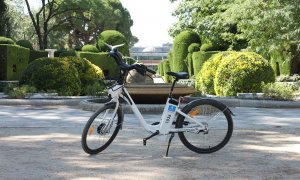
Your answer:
[168,105,176,112]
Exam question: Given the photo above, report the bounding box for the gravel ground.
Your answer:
[0,106,299,179]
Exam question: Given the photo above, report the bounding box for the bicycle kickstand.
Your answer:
[166,132,175,157]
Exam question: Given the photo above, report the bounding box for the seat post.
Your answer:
[169,78,178,98]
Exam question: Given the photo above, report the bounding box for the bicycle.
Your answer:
[81,43,234,156]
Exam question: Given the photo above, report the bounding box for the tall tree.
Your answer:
[24,0,90,49]
[56,0,135,48]
[0,0,11,37]
[6,0,34,41]
[24,0,136,49]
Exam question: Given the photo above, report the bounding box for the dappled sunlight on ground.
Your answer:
[1,106,300,179]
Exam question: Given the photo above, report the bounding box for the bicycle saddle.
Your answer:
[167,72,189,80]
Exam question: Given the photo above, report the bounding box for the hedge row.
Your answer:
[270,42,300,76]
[0,44,30,80]
[77,52,119,78]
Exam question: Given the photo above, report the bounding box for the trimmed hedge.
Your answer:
[270,42,300,76]
[158,61,164,76]
[172,30,201,72]
[59,50,76,57]
[20,57,81,96]
[0,44,29,80]
[200,43,218,51]
[0,36,14,45]
[162,59,172,83]
[195,51,233,95]
[82,44,99,53]
[187,43,200,77]
[29,50,48,63]
[97,30,129,56]
[192,51,219,76]
[16,40,33,50]
[77,51,119,78]
[214,52,275,96]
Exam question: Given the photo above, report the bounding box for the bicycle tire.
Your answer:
[176,99,233,154]
[81,103,123,155]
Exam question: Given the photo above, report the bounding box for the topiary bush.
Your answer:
[16,40,33,50]
[29,50,48,63]
[158,61,164,76]
[270,41,300,76]
[188,43,200,53]
[162,59,172,83]
[0,44,30,80]
[97,30,129,56]
[82,44,99,53]
[172,30,201,72]
[187,43,200,77]
[20,57,81,96]
[214,52,275,96]
[61,56,104,94]
[77,51,119,78]
[59,50,76,57]
[200,43,217,51]
[196,51,234,95]
[192,51,219,76]
[0,36,14,44]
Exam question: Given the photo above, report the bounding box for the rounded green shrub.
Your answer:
[172,30,201,72]
[97,30,129,56]
[82,44,99,53]
[61,56,104,94]
[200,43,216,51]
[188,43,200,53]
[16,40,33,50]
[196,51,234,95]
[20,57,81,96]
[187,43,200,76]
[0,36,15,44]
[200,41,230,51]
[214,52,275,96]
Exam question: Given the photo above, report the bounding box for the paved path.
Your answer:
[0,105,299,179]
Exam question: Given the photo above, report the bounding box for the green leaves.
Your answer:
[170,0,300,54]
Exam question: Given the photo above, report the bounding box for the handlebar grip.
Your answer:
[146,68,156,74]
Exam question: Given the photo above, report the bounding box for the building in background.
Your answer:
[130,43,172,70]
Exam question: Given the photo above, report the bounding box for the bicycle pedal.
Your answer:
[142,130,159,146]
[151,122,159,125]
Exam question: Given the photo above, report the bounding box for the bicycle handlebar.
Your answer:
[105,43,156,77]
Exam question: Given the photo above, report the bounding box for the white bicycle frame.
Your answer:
[107,84,207,135]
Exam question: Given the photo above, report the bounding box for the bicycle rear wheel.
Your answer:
[81,103,123,155]
[176,99,233,154]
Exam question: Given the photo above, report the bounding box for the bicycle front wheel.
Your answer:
[176,99,233,154]
[81,103,123,155]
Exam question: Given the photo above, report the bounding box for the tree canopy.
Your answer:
[0,0,11,37]
[170,0,300,53]
[20,0,135,49]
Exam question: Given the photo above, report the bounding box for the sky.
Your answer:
[27,0,177,47]
[119,0,177,47]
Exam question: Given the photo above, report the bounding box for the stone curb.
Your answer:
[1,98,300,113]
[79,97,300,113]
[0,99,82,106]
